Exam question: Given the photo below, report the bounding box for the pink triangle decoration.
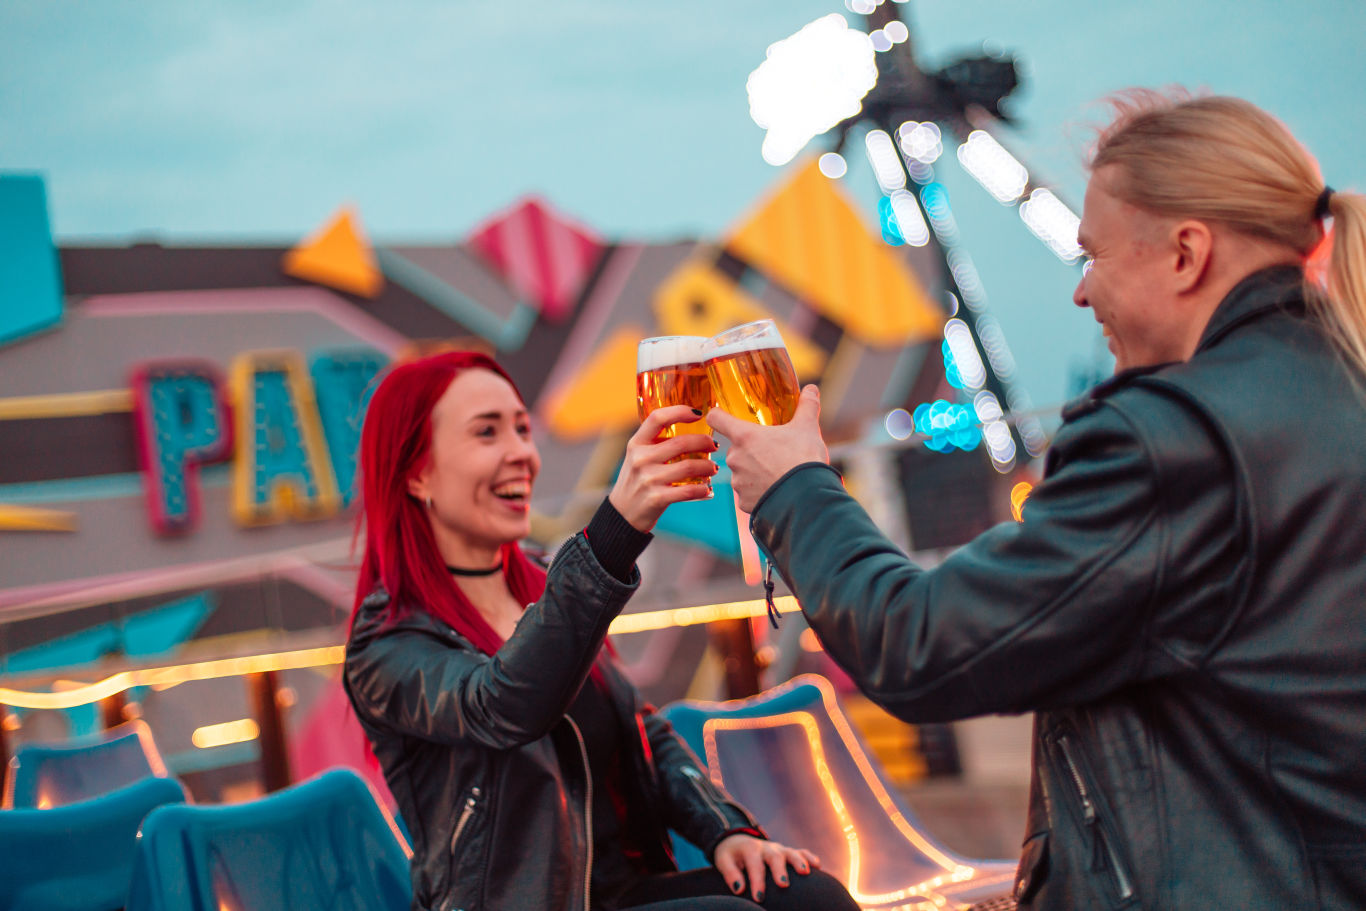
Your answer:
[467,196,606,322]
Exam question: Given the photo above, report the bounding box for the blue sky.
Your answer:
[4,1,1364,413]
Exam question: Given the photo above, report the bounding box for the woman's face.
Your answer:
[408,368,541,556]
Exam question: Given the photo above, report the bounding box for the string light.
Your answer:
[748,15,877,166]
[1020,188,1085,264]
[865,129,907,192]
[191,718,260,749]
[818,152,849,179]
[0,601,810,709]
[956,130,1028,204]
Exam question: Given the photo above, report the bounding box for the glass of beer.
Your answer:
[704,319,800,425]
[636,335,714,496]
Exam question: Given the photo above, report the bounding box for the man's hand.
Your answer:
[707,385,828,513]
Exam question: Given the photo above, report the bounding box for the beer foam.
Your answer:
[706,321,788,360]
[637,335,708,371]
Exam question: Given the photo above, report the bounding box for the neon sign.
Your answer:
[129,347,384,535]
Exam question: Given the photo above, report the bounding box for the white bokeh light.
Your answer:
[956,130,1029,204]
[747,15,878,166]
[818,151,849,178]
[1020,188,1084,263]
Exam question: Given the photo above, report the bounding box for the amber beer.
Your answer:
[705,320,800,425]
[636,335,714,493]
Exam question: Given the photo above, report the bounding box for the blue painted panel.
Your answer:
[0,175,63,347]
[310,348,386,507]
[652,452,742,560]
[2,592,214,676]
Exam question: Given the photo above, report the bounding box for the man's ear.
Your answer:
[1172,219,1213,293]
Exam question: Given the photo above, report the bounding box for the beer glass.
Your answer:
[704,319,800,425]
[636,335,714,495]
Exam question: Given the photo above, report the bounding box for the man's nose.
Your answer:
[1072,276,1089,308]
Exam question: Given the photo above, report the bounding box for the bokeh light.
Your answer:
[748,15,878,166]
[818,151,849,178]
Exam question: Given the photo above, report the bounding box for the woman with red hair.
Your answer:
[344,352,855,911]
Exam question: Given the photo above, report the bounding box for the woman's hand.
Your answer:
[713,833,821,903]
[609,405,718,533]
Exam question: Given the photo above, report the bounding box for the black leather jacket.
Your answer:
[752,268,1366,909]
[344,532,759,911]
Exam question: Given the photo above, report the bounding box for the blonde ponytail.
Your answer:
[1317,192,1366,378]
[1092,90,1366,378]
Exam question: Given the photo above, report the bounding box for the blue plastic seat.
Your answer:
[126,768,412,911]
[661,674,1018,909]
[5,719,168,809]
[0,775,188,911]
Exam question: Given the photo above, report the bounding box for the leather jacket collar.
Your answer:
[1194,264,1306,354]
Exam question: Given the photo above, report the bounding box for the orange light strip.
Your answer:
[0,595,809,711]
[696,673,992,906]
[0,599,803,709]
[0,389,134,421]
[702,710,977,906]
[608,595,801,635]
[0,646,345,710]
[191,718,260,749]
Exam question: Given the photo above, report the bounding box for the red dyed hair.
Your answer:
[350,351,548,655]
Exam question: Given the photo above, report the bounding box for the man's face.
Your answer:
[1073,166,1189,373]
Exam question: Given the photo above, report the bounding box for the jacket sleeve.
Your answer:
[639,708,765,859]
[344,533,638,750]
[750,401,1173,722]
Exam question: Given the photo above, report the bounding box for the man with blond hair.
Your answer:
[709,91,1366,909]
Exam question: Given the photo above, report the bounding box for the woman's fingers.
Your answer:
[635,405,704,445]
[767,846,793,887]
[656,456,717,485]
[713,849,745,897]
[646,432,716,465]
[742,845,768,903]
[799,848,821,871]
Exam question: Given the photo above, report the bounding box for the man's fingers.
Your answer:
[795,384,821,425]
[704,406,742,439]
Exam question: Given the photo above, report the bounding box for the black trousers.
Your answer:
[618,866,860,910]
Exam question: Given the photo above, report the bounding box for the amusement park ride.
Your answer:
[0,4,1097,905]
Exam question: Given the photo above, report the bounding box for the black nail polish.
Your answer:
[756,891,765,902]
[692,408,703,415]
[779,876,788,885]
[732,881,742,893]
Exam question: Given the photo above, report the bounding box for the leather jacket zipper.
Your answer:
[680,765,731,830]
[565,718,593,911]
[1057,735,1134,900]
[450,787,481,855]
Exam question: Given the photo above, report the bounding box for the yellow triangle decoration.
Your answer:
[653,262,826,380]
[725,158,942,346]
[0,504,77,532]
[543,326,646,440]
[282,206,384,298]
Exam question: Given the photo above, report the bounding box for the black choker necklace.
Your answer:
[446,562,502,577]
